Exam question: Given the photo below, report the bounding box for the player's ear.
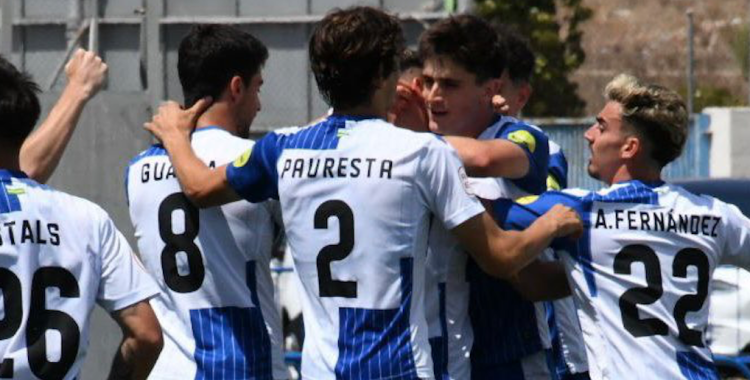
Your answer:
[228,75,244,101]
[621,135,641,160]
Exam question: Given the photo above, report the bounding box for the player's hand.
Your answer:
[65,48,108,101]
[144,98,212,144]
[387,81,429,132]
[540,204,583,239]
[492,94,510,115]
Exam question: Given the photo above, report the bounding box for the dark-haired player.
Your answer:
[144,7,582,379]
[125,24,288,379]
[0,56,162,380]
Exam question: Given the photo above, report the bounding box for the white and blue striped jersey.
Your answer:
[424,116,551,379]
[126,127,287,380]
[497,180,750,380]
[225,114,485,380]
[0,169,158,380]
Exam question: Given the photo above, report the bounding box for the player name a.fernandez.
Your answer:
[593,207,721,237]
[280,156,394,179]
[0,219,60,246]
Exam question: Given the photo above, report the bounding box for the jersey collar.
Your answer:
[615,179,666,189]
[327,114,382,123]
[0,169,28,180]
[193,125,226,134]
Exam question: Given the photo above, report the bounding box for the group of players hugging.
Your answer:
[1,5,749,380]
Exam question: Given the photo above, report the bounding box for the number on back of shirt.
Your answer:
[0,267,81,379]
[614,244,709,347]
[315,200,357,298]
[158,192,205,293]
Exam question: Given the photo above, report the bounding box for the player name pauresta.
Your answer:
[280,157,394,179]
[0,220,60,246]
[594,208,721,237]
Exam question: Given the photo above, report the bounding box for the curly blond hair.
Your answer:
[605,74,688,167]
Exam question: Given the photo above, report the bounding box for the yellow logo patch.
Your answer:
[546,174,561,191]
[6,187,25,195]
[233,148,252,168]
[508,130,536,153]
[515,195,539,205]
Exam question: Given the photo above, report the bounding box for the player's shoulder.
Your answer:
[127,144,168,169]
[16,177,111,224]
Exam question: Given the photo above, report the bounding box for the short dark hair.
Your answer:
[178,24,268,107]
[0,55,40,146]
[497,26,535,84]
[400,48,422,72]
[309,6,404,110]
[419,14,505,83]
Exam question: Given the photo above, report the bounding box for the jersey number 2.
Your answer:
[0,267,80,379]
[158,193,205,293]
[315,200,357,298]
[614,244,709,347]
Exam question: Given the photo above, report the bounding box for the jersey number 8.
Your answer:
[158,193,205,293]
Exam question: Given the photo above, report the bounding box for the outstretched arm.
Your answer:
[144,100,240,207]
[20,49,107,183]
[108,301,163,380]
[451,205,582,279]
[444,136,530,178]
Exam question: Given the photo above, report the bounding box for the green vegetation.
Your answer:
[474,0,593,116]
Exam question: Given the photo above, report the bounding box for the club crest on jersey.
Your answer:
[508,130,536,153]
[233,148,252,168]
[458,166,473,195]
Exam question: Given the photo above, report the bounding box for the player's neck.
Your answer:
[609,165,662,186]
[195,103,240,136]
[0,145,21,172]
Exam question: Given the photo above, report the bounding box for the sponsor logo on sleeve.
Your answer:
[508,130,537,153]
[233,148,253,168]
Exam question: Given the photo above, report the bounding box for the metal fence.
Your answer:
[0,0,711,379]
[537,113,711,190]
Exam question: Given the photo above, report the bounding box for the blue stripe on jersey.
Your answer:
[0,170,26,214]
[428,282,449,380]
[467,258,543,367]
[334,258,418,380]
[492,119,550,195]
[676,352,718,380]
[227,115,378,203]
[576,180,661,296]
[549,149,568,189]
[124,144,168,205]
[189,261,272,380]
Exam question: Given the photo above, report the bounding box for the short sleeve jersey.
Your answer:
[423,116,551,379]
[495,180,750,380]
[0,169,158,380]
[226,114,484,380]
[126,127,287,380]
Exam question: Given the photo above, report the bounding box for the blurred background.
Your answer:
[1,0,749,378]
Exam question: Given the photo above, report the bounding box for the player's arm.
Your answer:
[144,100,241,207]
[508,259,571,301]
[444,136,530,179]
[20,49,107,183]
[451,205,581,279]
[108,300,163,380]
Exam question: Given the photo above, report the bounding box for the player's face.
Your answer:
[498,70,530,117]
[237,71,263,138]
[422,56,496,137]
[585,101,630,184]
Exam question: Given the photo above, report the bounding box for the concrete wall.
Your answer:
[705,107,750,178]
